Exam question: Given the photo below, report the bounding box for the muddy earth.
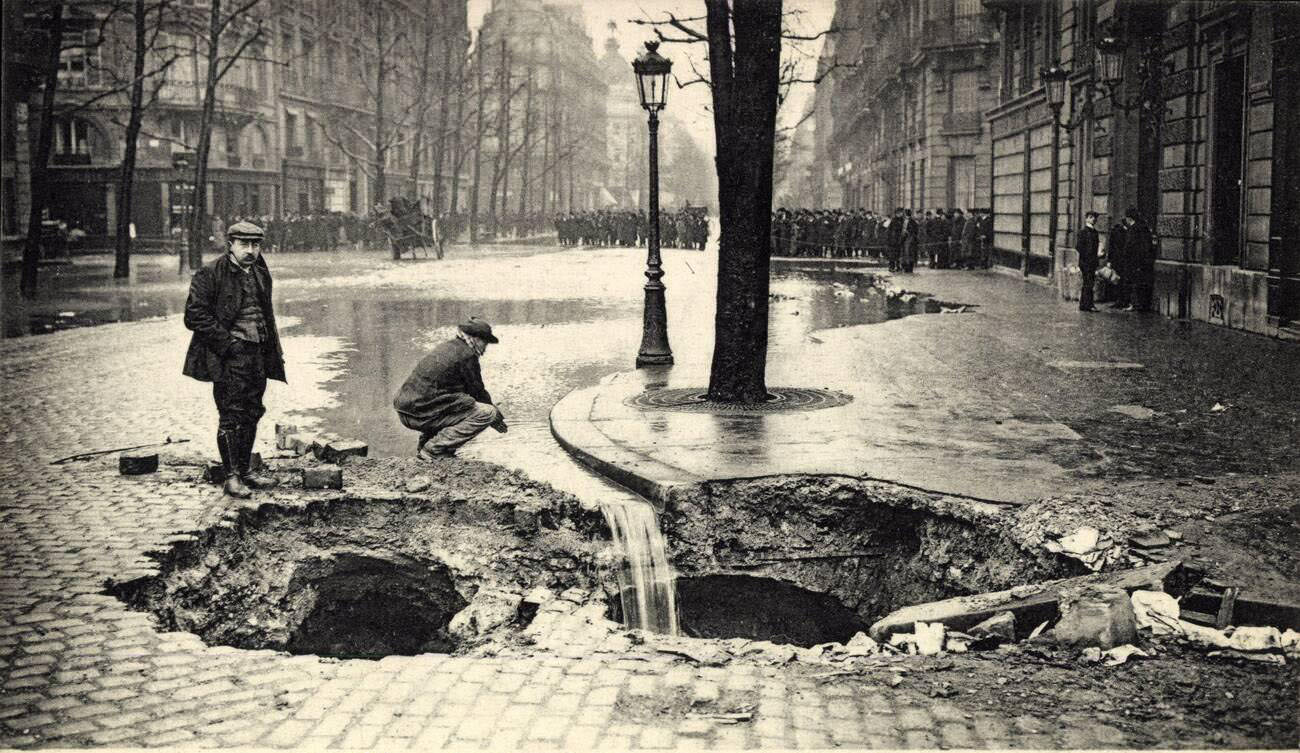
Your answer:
[108,451,1300,748]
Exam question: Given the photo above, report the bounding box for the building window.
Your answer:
[285,112,298,151]
[282,31,296,86]
[54,118,92,156]
[956,0,981,18]
[59,31,99,88]
[951,70,978,112]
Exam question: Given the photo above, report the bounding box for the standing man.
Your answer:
[183,221,285,499]
[394,318,508,460]
[1077,211,1101,312]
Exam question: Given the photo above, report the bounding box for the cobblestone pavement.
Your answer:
[0,290,1293,749]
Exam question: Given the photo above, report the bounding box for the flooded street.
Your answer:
[4,244,908,500]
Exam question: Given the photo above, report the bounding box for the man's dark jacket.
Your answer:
[393,337,493,422]
[182,255,286,382]
[1076,225,1100,272]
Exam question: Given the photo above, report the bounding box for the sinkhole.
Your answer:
[109,490,608,660]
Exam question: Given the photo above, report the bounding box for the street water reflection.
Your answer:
[5,246,923,503]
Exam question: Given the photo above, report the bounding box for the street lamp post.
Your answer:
[632,41,673,367]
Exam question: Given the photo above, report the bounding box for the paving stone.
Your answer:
[264,719,314,747]
[339,724,383,749]
[89,727,140,745]
[412,724,454,749]
[96,711,150,730]
[42,719,98,739]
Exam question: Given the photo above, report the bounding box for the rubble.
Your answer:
[969,611,1016,644]
[1054,584,1138,649]
[321,439,368,464]
[1043,525,1120,571]
[448,589,524,643]
[301,465,343,489]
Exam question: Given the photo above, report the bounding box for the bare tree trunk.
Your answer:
[431,35,452,214]
[114,0,148,279]
[373,11,388,203]
[469,35,485,242]
[406,11,435,198]
[187,0,225,271]
[705,0,781,403]
[21,2,64,299]
[539,87,550,220]
[517,70,533,217]
[449,53,465,214]
[489,39,509,238]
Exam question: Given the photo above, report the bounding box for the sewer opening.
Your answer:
[282,554,466,659]
[676,574,869,646]
[110,493,608,660]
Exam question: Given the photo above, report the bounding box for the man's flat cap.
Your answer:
[226,220,265,240]
[458,317,499,343]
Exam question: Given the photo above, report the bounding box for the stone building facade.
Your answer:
[983,0,1299,338]
[819,0,1001,214]
[475,0,608,216]
[10,0,467,244]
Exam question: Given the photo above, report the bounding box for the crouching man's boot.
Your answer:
[239,425,278,490]
[219,430,252,499]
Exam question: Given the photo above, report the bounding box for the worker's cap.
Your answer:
[226,220,265,241]
[458,317,499,344]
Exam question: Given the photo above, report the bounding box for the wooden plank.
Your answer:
[868,561,1182,641]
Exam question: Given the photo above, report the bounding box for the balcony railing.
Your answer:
[922,15,997,48]
[52,152,92,166]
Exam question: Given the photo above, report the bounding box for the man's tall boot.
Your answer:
[240,424,278,489]
[219,430,252,499]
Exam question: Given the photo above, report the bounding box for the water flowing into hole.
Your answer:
[601,501,679,635]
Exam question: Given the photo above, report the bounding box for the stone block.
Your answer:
[288,435,317,456]
[301,465,343,490]
[448,590,522,643]
[969,611,1016,643]
[321,439,368,463]
[119,451,159,475]
[1053,584,1138,650]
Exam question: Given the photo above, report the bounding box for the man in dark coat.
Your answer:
[1122,207,1156,311]
[1076,211,1101,311]
[1106,215,1131,309]
[183,220,285,499]
[394,317,508,459]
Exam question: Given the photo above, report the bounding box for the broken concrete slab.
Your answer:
[969,611,1016,643]
[119,450,159,475]
[1130,530,1172,549]
[868,561,1181,642]
[1053,584,1138,650]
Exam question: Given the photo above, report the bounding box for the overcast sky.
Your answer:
[465,0,837,156]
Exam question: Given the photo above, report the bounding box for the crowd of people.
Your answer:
[771,207,994,272]
[554,207,709,249]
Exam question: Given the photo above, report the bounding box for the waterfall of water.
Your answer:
[600,501,679,635]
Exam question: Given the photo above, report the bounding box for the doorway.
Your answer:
[1211,55,1245,266]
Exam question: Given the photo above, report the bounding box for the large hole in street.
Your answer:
[649,476,1083,643]
[109,469,610,660]
[676,574,869,646]
[282,554,465,659]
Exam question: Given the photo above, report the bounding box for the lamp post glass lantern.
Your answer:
[632,41,673,367]
[1096,33,1125,85]
[1040,64,1069,115]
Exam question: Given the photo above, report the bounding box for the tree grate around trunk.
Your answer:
[624,387,853,414]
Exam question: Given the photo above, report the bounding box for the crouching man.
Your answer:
[183,221,285,498]
[394,317,507,460]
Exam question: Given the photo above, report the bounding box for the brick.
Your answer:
[89,727,140,745]
[301,465,343,490]
[321,440,368,463]
[264,719,314,747]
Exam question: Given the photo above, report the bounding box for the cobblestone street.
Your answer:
[0,250,1296,749]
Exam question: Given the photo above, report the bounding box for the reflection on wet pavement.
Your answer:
[4,246,925,504]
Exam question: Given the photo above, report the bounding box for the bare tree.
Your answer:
[114,0,181,279]
[468,31,486,241]
[19,2,66,299]
[627,2,852,402]
[185,0,264,272]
